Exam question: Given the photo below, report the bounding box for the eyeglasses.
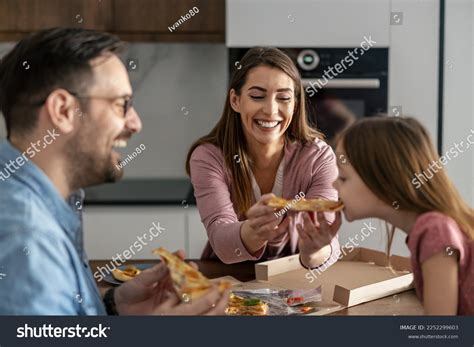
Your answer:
[67,90,133,118]
[26,89,134,118]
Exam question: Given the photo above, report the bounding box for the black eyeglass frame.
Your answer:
[26,89,134,118]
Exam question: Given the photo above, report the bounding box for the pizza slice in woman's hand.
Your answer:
[266,196,344,212]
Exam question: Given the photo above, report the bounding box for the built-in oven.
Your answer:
[229,48,388,146]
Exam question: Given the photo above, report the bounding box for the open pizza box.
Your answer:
[222,247,414,316]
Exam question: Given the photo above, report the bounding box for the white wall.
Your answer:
[388,0,440,143]
[442,0,474,206]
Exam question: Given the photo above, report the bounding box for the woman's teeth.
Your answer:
[255,120,281,128]
[113,140,128,148]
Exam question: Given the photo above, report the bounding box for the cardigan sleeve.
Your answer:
[189,144,265,264]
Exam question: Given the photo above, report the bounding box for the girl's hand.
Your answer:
[296,211,342,266]
[240,193,290,254]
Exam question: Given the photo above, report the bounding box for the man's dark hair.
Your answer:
[0,27,125,138]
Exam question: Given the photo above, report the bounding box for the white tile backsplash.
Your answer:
[121,43,228,178]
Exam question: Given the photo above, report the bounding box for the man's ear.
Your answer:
[229,89,241,113]
[43,89,77,135]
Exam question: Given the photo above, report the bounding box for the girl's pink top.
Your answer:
[189,139,340,264]
[406,211,473,315]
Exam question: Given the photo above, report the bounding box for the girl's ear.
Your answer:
[229,89,241,113]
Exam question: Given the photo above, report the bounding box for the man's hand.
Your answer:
[114,250,229,315]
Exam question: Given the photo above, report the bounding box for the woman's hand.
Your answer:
[240,193,290,255]
[114,250,229,315]
[296,211,342,268]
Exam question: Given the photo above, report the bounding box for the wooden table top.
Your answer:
[90,259,424,316]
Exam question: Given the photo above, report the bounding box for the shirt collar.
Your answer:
[0,140,81,237]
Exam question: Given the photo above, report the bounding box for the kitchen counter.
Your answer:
[90,259,424,316]
[84,178,195,205]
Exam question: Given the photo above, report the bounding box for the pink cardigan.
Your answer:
[189,139,340,264]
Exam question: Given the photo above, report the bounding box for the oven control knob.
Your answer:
[297,50,320,71]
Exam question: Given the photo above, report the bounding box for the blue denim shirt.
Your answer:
[0,140,106,315]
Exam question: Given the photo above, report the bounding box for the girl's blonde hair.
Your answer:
[337,116,473,259]
[185,47,323,215]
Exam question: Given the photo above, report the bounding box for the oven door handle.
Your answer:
[302,78,380,89]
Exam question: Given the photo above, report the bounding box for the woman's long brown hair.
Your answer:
[185,47,323,215]
[338,116,474,260]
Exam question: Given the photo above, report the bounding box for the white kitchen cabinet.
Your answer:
[226,0,390,47]
[83,205,211,260]
[83,206,187,260]
[185,207,209,258]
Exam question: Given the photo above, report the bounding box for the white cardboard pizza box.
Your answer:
[245,247,415,315]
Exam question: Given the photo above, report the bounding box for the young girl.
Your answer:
[314,116,473,315]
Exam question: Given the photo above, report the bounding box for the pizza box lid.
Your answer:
[245,247,415,315]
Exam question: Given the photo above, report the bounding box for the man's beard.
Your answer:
[65,130,124,190]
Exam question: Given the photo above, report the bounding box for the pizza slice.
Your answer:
[112,265,141,282]
[153,247,231,301]
[225,293,269,316]
[292,198,344,212]
[266,196,289,209]
[267,196,344,212]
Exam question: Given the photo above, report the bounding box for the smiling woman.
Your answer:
[185,47,341,267]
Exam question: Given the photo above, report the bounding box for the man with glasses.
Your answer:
[0,27,228,315]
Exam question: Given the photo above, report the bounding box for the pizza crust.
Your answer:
[267,196,344,212]
[112,266,141,282]
[153,247,230,301]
